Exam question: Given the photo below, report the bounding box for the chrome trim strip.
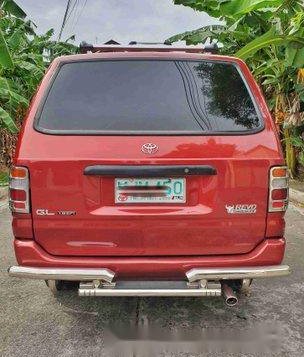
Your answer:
[186,265,290,282]
[8,266,115,283]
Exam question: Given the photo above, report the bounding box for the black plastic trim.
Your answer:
[84,165,217,177]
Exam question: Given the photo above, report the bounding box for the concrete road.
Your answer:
[0,204,303,357]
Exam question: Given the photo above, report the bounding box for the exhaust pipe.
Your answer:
[221,283,238,307]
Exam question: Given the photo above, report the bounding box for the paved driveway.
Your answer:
[0,204,303,356]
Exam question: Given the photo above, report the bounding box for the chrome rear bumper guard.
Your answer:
[8,266,115,283]
[186,265,291,282]
[8,265,290,297]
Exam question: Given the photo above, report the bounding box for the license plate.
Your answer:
[115,178,186,203]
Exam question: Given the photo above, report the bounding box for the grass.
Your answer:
[0,171,9,186]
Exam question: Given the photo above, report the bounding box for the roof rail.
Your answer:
[79,42,218,54]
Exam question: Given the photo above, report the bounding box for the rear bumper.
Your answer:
[12,238,287,279]
[8,265,290,281]
[8,264,290,298]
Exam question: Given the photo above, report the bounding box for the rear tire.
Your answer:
[45,280,79,295]
[240,278,252,296]
[45,280,64,295]
[233,279,252,296]
[229,279,252,296]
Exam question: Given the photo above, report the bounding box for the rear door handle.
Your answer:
[84,165,217,177]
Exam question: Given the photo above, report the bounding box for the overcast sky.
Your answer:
[17,0,217,45]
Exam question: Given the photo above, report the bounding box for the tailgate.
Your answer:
[29,142,270,257]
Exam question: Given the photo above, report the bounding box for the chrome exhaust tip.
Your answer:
[221,283,238,307]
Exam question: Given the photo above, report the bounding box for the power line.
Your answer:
[65,0,79,27]
[58,0,82,41]
[71,0,88,34]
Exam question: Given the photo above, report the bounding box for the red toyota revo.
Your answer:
[8,45,290,306]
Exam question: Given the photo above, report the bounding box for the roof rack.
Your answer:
[128,41,171,46]
[79,41,218,54]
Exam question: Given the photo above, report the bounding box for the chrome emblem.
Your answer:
[225,204,257,214]
[36,209,55,216]
[141,143,159,155]
[36,209,76,216]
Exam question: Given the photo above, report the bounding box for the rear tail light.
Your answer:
[268,166,288,212]
[9,166,30,213]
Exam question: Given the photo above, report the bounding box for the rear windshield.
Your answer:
[36,60,262,134]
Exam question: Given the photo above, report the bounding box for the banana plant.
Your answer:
[0,0,26,19]
[0,1,77,134]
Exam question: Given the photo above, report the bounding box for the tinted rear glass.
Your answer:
[37,60,262,134]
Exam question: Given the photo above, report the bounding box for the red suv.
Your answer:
[8,45,290,306]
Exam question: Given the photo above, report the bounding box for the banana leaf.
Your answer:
[0,28,14,68]
[0,106,18,132]
[236,28,304,60]
[0,0,26,18]
[220,0,282,16]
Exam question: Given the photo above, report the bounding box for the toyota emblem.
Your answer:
[141,143,159,155]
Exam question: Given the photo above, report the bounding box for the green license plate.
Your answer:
[115,178,186,203]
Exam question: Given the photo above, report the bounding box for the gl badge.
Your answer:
[36,209,76,216]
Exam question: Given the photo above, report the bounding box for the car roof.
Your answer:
[55,47,241,64]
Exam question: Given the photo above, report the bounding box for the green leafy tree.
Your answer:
[0,1,77,169]
[0,2,77,132]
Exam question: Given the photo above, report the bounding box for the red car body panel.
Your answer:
[12,51,286,277]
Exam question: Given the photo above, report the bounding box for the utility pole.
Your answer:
[58,0,71,41]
